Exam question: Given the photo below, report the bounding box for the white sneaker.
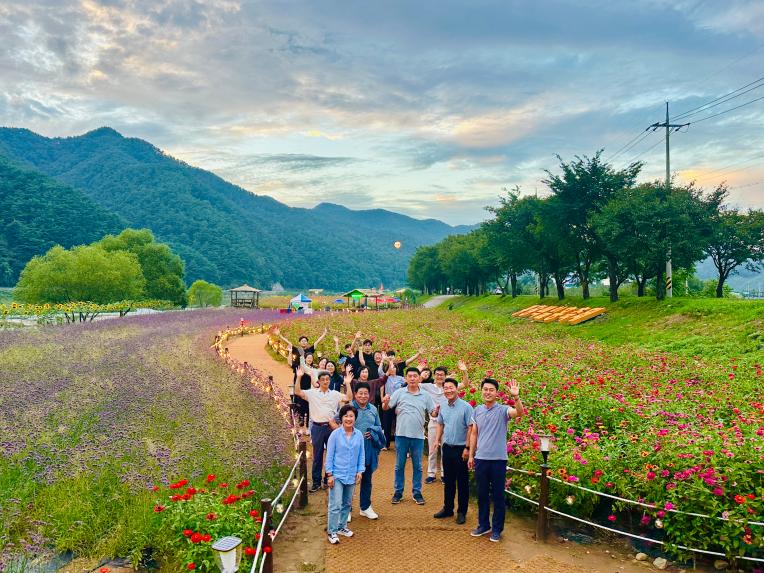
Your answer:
[360,507,379,519]
[337,527,354,538]
[327,533,339,544]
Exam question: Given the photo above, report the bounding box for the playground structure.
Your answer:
[512,304,606,325]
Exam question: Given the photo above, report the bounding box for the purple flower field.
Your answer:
[0,309,293,570]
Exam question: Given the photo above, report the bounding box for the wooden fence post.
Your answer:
[299,440,309,508]
[536,464,550,542]
[260,498,273,573]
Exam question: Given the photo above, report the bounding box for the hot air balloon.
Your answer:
[393,241,402,249]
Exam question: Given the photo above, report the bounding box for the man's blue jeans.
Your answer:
[394,436,424,496]
[359,463,374,510]
[327,480,355,534]
[310,423,333,488]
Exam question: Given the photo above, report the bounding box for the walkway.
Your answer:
[422,294,456,308]
[228,333,651,573]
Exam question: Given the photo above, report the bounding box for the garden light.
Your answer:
[212,535,242,573]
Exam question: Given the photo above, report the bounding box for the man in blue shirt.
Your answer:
[382,367,440,505]
[468,378,525,542]
[432,377,474,525]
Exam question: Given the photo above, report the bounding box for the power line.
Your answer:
[689,94,764,124]
[606,129,652,163]
[691,150,764,183]
[673,75,764,120]
[620,134,665,168]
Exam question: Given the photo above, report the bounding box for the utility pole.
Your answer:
[648,102,689,299]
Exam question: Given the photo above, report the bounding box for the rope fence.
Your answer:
[505,464,764,564]
[274,477,305,539]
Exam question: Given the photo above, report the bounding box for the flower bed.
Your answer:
[277,308,763,562]
[0,309,292,571]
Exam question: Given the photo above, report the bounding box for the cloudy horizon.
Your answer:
[1,0,763,225]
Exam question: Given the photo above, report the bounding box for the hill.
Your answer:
[0,155,126,286]
[0,127,472,289]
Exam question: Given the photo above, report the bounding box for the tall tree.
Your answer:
[543,151,641,298]
[98,229,187,305]
[187,280,223,307]
[484,188,538,297]
[15,245,145,304]
[705,208,764,297]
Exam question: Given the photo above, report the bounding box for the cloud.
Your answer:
[1,0,763,223]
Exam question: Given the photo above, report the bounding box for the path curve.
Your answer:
[422,294,456,308]
[229,332,656,573]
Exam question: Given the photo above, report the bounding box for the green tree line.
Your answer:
[408,152,764,301]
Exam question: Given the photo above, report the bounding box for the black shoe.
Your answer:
[309,484,321,493]
[440,477,446,484]
[424,476,436,484]
[433,508,454,519]
[413,493,425,505]
[391,493,402,504]
[456,513,466,525]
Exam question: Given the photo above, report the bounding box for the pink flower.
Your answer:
[664,502,675,510]
[646,472,656,481]
[567,475,579,483]
[607,514,617,522]
[712,487,724,496]
[640,515,651,526]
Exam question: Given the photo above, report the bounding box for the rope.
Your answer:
[544,507,764,563]
[272,452,302,507]
[248,510,269,573]
[505,488,540,506]
[547,476,764,527]
[273,477,304,538]
[506,465,542,477]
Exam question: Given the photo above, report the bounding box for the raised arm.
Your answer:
[405,347,423,366]
[299,354,319,383]
[507,380,525,418]
[333,335,340,356]
[314,327,328,348]
[272,326,294,348]
[349,331,362,355]
[344,368,355,403]
[457,359,470,389]
[293,368,307,399]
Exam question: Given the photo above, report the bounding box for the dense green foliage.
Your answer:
[14,229,187,306]
[14,245,146,304]
[187,280,223,307]
[0,127,471,290]
[409,152,764,300]
[98,229,187,305]
[0,156,125,287]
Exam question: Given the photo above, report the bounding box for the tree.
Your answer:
[705,208,764,297]
[543,152,641,299]
[484,188,538,297]
[187,280,223,307]
[14,245,145,304]
[98,229,187,305]
[408,246,445,294]
[531,196,577,300]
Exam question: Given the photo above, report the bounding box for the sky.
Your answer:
[1,0,763,225]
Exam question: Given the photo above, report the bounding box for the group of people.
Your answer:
[272,327,525,545]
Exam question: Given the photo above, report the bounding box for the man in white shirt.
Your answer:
[295,368,349,492]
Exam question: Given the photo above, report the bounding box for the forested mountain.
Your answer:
[0,127,471,289]
[0,155,125,286]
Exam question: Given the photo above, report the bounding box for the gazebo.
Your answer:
[342,288,383,309]
[229,284,262,308]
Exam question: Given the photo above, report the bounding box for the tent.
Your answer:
[334,298,345,303]
[290,293,312,310]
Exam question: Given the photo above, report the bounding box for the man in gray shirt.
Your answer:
[382,367,439,505]
[432,377,474,524]
[468,377,525,542]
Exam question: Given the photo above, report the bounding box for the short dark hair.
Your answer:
[443,377,458,387]
[299,335,309,343]
[354,381,371,394]
[344,343,352,350]
[359,366,369,376]
[481,378,500,390]
[405,366,420,375]
[317,370,330,380]
[434,366,448,375]
[388,350,397,356]
[363,338,373,346]
[339,404,357,420]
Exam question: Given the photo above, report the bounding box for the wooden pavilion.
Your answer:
[229,284,262,308]
[341,288,383,309]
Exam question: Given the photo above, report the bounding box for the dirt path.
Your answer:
[229,334,667,573]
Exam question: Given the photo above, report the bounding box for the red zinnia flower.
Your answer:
[202,534,211,542]
[263,547,272,554]
[206,513,217,520]
[735,494,746,504]
[151,485,160,492]
[607,514,617,522]
[206,474,216,483]
[183,529,193,537]
[219,483,228,488]
[187,564,196,570]
[245,547,257,556]
[99,568,110,573]
[153,505,165,512]
[186,487,197,495]
[190,533,203,544]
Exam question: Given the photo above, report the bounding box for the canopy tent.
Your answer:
[229,284,262,308]
[334,298,345,303]
[289,293,312,308]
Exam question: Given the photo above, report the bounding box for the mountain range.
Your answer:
[0,127,473,290]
